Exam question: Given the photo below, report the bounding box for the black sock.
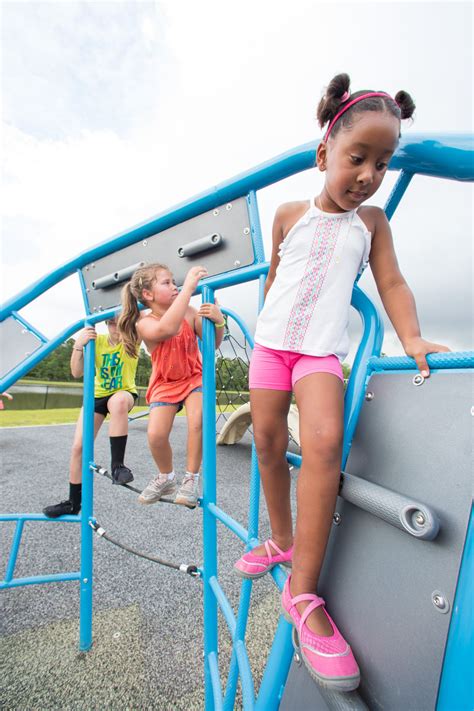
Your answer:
[110,435,128,471]
[69,482,82,509]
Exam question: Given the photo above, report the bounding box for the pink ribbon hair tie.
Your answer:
[324,91,394,141]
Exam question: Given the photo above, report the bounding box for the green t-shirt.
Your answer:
[94,334,138,399]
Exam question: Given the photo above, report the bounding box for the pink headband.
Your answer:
[324,91,394,141]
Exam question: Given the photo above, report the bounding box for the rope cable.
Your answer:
[89,520,200,577]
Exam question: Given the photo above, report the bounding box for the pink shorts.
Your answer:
[249,343,343,391]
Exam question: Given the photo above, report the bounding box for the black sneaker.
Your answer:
[111,465,134,486]
[43,499,81,518]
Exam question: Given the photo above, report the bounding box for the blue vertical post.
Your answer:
[202,285,218,711]
[79,330,95,651]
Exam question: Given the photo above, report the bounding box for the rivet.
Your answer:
[470,406,474,416]
[365,391,374,401]
[143,240,148,246]
[86,288,90,293]
[226,203,232,210]
[243,227,250,235]
[415,512,425,526]
[294,650,302,665]
[213,209,219,216]
[234,260,241,267]
[413,374,425,386]
[25,352,31,357]
[85,266,89,271]
[431,590,450,613]
[333,512,342,525]
[91,263,95,268]
[83,578,88,584]
[21,329,27,335]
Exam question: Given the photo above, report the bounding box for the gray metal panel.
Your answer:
[281,370,473,711]
[0,317,43,380]
[81,197,254,313]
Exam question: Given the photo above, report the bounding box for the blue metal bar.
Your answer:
[220,307,255,348]
[247,190,265,263]
[207,503,249,544]
[368,351,474,372]
[4,519,25,582]
[11,311,47,343]
[77,268,92,315]
[0,513,80,522]
[383,170,414,221]
[234,639,256,710]
[207,651,224,711]
[79,334,95,652]
[202,284,218,711]
[209,576,237,636]
[255,616,294,711]
[342,286,384,468]
[0,572,81,589]
[436,506,474,711]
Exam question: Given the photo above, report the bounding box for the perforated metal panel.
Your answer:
[281,370,473,711]
[81,197,254,313]
[0,317,43,380]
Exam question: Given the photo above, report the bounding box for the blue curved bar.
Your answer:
[368,351,474,372]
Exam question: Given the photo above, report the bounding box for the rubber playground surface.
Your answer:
[0,417,298,710]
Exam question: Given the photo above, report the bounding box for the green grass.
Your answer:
[0,404,243,428]
[0,406,150,428]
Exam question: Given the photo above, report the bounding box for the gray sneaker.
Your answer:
[138,475,177,505]
[175,475,200,508]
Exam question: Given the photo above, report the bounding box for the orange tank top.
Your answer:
[146,318,203,404]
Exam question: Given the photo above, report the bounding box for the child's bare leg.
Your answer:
[147,405,178,473]
[107,391,135,435]
[183,390,202,472]
[69,409,105,484]
[292,372,344,636]
[250,388,293,553]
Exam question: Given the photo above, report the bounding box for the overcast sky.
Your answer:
[2,0,472,360]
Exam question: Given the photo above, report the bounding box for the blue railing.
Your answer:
[1,134,473,710]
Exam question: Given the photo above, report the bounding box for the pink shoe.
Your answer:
[281,576,360,691]
[234,539,293,579]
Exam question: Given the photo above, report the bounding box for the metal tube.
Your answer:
[0,572,81,589]
[202,285,218,711]
[4,519,24,582]
[207,503,249,543]
[79,334,95,652]
[207,651,224,711]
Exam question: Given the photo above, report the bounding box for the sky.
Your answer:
[1,0,473,361]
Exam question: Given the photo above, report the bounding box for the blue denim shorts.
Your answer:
[149,386,203,413]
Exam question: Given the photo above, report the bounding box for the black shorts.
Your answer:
[94,392,138,417]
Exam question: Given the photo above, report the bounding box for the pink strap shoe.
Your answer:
[281,576,360,691]
[233,539,293,579]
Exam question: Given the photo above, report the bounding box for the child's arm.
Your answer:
[195,300,225,348]
[70,327,97,378]
[368,208,449,376]
[137,266,207,345]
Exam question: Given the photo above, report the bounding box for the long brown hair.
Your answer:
[118,263,170,357]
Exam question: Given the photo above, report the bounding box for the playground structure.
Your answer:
[1,134,473,711]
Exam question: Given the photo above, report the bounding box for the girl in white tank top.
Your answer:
[234,73,449,691]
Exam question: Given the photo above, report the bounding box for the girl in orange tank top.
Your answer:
[118,262,225,508]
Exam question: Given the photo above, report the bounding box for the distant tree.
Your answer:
[27,339,75,382]
[136,347,152,386]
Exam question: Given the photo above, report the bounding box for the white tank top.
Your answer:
[254,199,372,362]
